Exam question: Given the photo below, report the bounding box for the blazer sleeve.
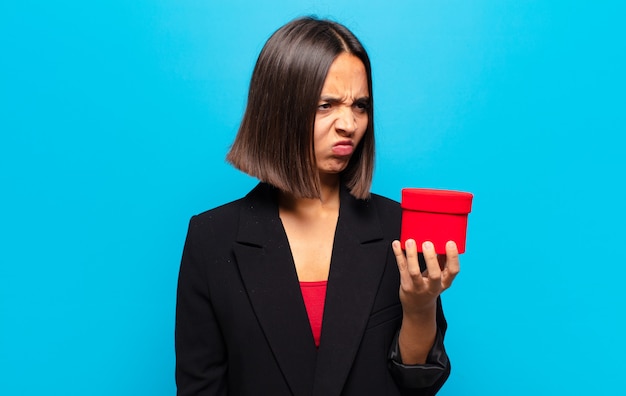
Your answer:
[175,216,228,396]
[387,297,451,395]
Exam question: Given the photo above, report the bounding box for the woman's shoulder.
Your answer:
[194,196,246,221]
[369,192,399,207]
[184,197,245,241]
[188,182,275,232]
[368,192,401,214]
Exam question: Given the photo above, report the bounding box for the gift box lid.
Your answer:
[401,188,473,214]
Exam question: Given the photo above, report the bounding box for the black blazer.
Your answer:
[176,183,450,396]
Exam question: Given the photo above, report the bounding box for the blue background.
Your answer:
[1,1,625,394]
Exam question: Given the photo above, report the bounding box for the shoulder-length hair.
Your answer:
[226,17,374,199]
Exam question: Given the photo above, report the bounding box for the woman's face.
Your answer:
[313,53,369,179]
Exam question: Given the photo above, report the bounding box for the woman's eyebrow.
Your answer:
[319,95,342,103]
[319,95,370,103]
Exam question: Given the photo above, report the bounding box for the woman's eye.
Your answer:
[354,101,370,113]
[318,103,331,110]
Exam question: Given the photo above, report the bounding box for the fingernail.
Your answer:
[446,241,456,249]
[423,241,433,251]
[407,239,415,248]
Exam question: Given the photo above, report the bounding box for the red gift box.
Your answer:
[400,188,473,254]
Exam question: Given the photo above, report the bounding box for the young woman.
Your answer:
[175,17,460,396]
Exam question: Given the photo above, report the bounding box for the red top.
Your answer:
[299,281,328,347]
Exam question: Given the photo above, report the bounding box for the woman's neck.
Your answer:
[277,175,340,282]
[278,176,341,217]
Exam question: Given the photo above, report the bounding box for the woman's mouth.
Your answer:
[332,141,354,156]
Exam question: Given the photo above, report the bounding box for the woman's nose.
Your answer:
[335,106,357,135]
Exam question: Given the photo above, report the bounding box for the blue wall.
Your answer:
[1,1,624,394]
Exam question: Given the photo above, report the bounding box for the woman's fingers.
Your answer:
[404,239,422,279]
[393,239,422,287]
[442,240,460,289]
[421,241,442,283]
[393,239,461,293]
[392,240,407,272]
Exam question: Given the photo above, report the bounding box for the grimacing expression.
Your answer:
[313,53,369,177]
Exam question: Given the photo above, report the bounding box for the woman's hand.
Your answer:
[392,239,460,315]
[391,239,460,364]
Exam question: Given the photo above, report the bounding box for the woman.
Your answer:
[176,17,460,396]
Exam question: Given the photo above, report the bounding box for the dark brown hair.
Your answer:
[226,17,375,199]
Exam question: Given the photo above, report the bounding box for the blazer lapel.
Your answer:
[312,186,390,396]
[233,183,317,395]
